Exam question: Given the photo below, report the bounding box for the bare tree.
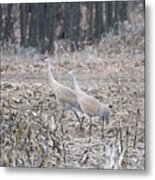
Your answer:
[105,1,113,33]
[87,2,94,41]
[95,2,104,40]
[120,1,128,23]
[28,4,39,47]
[38,3,46,53]
[63,2,70,40]
[46,3,57,53]
[0,5,2,42]
[63,2,80,51]
[3,4,13,43]
[0,1,133,53]
[114,1,120,35]
[20,4,28,47]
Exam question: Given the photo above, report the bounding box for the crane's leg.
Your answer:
[57,103,65,140]
[101,116,105,139]
[54,97,59,114]
[72,108,83,130]
[88,117,92,143]
[106,113,109,125]
[59,106,67,164]
[80,115,85,130]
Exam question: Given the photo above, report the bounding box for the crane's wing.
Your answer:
[79,96,101,115]
[55,83,77,105]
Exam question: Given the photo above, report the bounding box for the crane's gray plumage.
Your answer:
[69,69,111,141]
[44,57,81,124]
[44,57,78,107]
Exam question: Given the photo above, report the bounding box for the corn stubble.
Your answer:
[1,10,144,168]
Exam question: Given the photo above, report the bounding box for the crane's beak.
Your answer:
[109,105,113,109]
[42,57,49,62]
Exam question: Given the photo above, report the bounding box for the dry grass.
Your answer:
[0,80,145,169]
[0,3,145,169]
[0,40,144,169]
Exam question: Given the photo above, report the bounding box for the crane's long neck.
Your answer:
[72,73,83,96]
[47,60,55,85]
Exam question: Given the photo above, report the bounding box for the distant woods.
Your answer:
[0,1,141,54]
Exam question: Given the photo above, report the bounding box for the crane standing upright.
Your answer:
[69,69,111,142]
[43,56,81,126]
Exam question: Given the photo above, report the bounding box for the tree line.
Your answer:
[0,1,136,54]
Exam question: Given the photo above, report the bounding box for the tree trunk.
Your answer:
[3,4,13,43]
[63,2,71,40]
[87,2,94,41]
[63,2,80,51]
[28,4,39,47]
[20,4,28,47]
[95,2,104,40]
[120,1,128,22]
[70,2,80,51]
[46,3,56,54]
[105,1,113,33]
[38,3,46,53]
[0,5,2,42]
[114,1,120,35]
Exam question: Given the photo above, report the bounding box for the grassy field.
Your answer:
[1,1,145,168]
[0,27,145,169]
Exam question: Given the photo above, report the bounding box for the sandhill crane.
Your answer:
[43,56,82,127]
[69,69,111,142]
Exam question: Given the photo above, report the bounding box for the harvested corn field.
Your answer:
[0,1,145,169]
